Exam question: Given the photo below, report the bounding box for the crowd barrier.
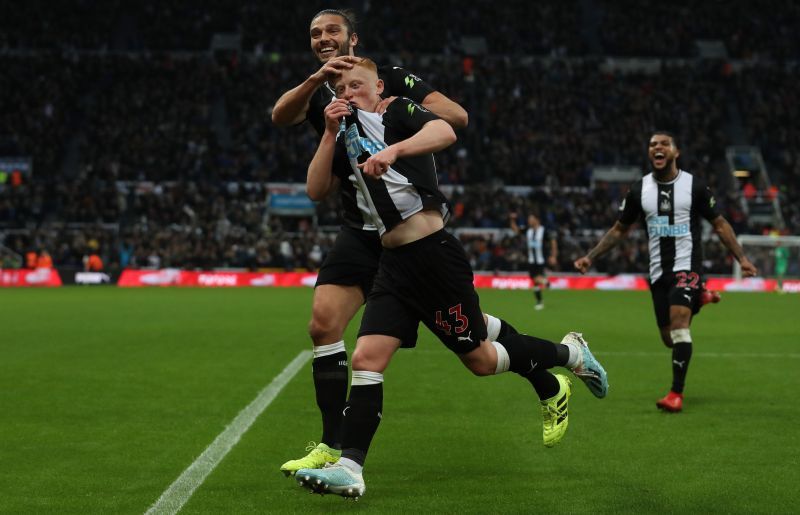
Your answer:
[2,268,795,292]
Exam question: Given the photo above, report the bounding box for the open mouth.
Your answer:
[652,152,666,167]
[318,46,337,59]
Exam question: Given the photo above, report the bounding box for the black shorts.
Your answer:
[358,229,487,354]
[528,263,546,278]
[315,226,383,299]
[649,271,703,327]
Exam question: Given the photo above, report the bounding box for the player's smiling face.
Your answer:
[649,134,679,171]
[334,66,384,112]
[309,14,357,62]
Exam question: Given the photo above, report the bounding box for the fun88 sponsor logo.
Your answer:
[647,216,689,237]
[344,124,386,158]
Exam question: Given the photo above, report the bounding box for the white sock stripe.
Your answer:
[565,343,582,369]
[351,370,384,385]
[670,328,692,344]
[485,315,501,342]
[491,341,510,374]
[313,340,346,358]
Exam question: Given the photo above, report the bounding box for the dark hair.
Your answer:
[651,130,678,149]
[311,9,357,38]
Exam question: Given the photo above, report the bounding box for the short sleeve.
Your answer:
[618,184,643,225]
[378,66,436,104]
[385,97,440,135]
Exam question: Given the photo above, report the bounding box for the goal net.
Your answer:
[735,234,800,283]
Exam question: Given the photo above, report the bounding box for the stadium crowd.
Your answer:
[1,1,798,277]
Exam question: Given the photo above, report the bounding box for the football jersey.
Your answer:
[525,226,549,265]
[331,98,449,235]
[305,65,435,231]
[618,170,719,282]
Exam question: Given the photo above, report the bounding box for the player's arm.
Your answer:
[574,221,632,273]
[419,91,468,129]
[306,99,349,200]
[709,215,758,277]
[359,119,456,178]
[272,56,362,126]
[548,237,558,267]
[509,213,521,234]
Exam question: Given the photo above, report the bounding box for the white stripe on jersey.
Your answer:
[641,176,661,280]
[673,173,694,272]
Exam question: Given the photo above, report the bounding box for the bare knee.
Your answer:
[308,310,342,345]
[460,341,497,376]
[659,328,673,348]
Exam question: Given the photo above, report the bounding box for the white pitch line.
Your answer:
[596,351,800,359]
[145,350,312,515]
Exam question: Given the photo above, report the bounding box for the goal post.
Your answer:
[735,234,800,280]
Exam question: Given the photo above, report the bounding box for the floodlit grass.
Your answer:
[1,287,798,513]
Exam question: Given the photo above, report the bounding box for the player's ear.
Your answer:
[350,32,358,52]
[376,79,384,95]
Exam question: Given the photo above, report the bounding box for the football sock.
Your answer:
[498,333,559,373]
[671,342,692,394]
[525,370,561,399]
[341,372,383,467]
[312,341,348,448]
[534,287,543,304]
[497,318,519,342]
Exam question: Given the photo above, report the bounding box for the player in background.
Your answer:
[293,60,609,498]
[272,9,512,476]
[510,212,557,310]
[773,233,789,293]
[574,131,757,412]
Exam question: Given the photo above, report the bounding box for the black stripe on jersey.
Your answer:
[689,179,707,272]
[658,182,676,275]
[361,175,404,230]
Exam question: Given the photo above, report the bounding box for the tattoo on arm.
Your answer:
[588,227,624,261]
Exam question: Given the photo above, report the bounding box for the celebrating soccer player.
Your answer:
[292,59,609,499]
[574,131,757,412]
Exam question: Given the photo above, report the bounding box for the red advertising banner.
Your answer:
[0,268,62,287]
[116,269,798,292]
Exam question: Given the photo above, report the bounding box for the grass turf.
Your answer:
[1,287,798,513]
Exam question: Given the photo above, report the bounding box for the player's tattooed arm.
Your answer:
[574,221,631,273]
[710,216,758,277]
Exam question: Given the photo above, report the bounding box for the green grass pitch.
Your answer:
[1,287,798,513]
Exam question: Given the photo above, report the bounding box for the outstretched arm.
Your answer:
[420,91,468,129]
[574,221,632,273]
[710,216,758,277]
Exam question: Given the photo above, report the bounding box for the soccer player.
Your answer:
[272,9,506,476]
[774,236,789,293]
[293,59,609,498]
[510,212,557,310]
[574,131,757,412]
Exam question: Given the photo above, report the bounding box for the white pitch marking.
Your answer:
[145,350,312,515]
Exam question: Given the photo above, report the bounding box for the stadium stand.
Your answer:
[0,1,797,278]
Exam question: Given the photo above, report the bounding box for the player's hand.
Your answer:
[358,146,398,178]
[323,98,351,133]
[509,212,517,220]
[547,256,558,268]
[375,96,398,115]
[312,56,363,83]
[574,256,592,274]
[739,257,758,277]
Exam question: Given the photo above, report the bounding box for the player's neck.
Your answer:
[653,166,679,182]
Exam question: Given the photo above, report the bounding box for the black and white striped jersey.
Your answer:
[525,226,549,265]
[331,98,449,236]
[306,66,435,232]
[619,170,719,283]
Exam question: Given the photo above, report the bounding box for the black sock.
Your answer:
[496,318,519,343]
[341,383,383,466]
[671,342,693,394]
[525,370,561,399]
[534,288,542,304]
[499,333,559,373]
[312,351,348,448]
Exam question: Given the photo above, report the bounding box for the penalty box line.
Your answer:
[145,350,312,515]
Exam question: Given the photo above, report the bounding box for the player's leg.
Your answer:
[280,283,364,476]
[656,273,698,412]
[530,265,544,309]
